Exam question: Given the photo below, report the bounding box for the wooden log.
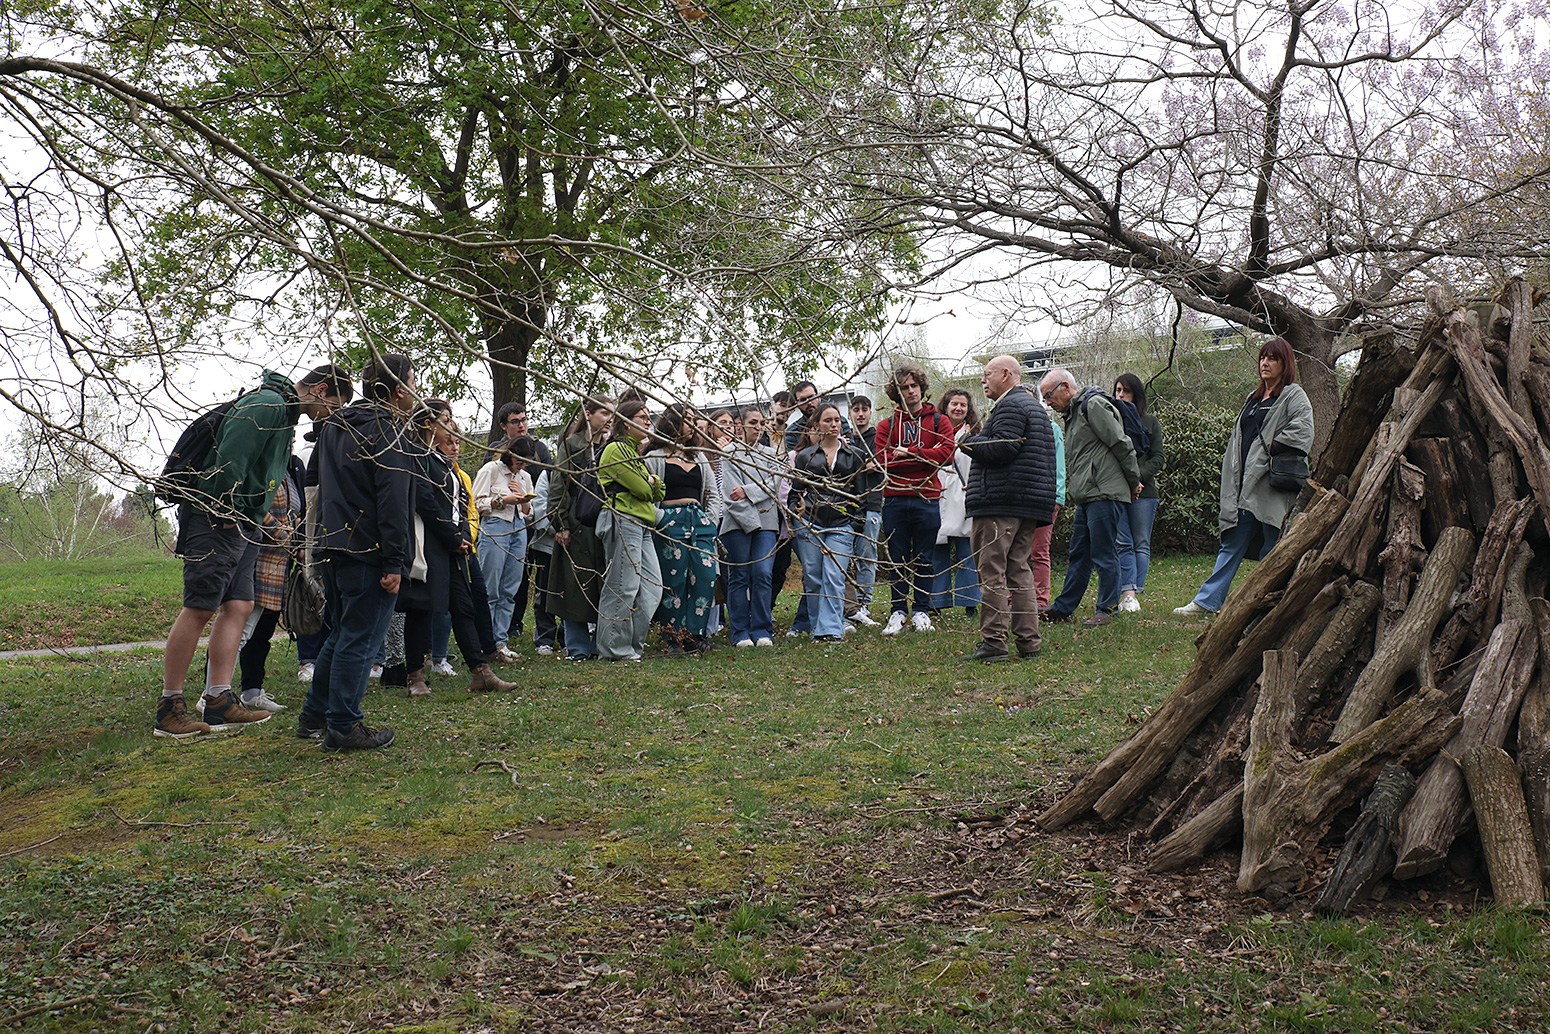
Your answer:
[1505,277,1535,428]
[1375,458,1425,646]
[1444,310,1550,541]
[1461,745,1546,907]
[1035,487,1350,831]
[1314,764,1417,915]
[1392,621,1538,879]
[1520,597,1550,887]
[1144,691,1256,839]
[1432,498,1536,670]
[1522,748,1550,890]
[1521,364,1550,453]
[1329,526,1474,744]
[1294,580,1381,707]
[1347,344,1453,489]
[1405,438,1471,547]
[1314,332,1417,485]
[1239,652,1461,895]
[1486,510,1535,633]
[1433,400,1497,531]
[1148,786,1243,873]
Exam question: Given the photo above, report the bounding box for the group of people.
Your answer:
[154,338,1315,749]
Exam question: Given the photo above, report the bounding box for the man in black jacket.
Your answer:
[296,354,417,751]
[958,355,1058,662]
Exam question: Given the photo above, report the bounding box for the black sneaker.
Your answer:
[1039,606,1072,624]
[320,722,396,752]
[963,644,1011,663]
[1017,646,1042,660]
[296,711,327,740]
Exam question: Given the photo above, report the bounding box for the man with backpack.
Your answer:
[155,369,307,739]
[1037,368,1142,628]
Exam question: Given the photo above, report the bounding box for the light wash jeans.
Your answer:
[795,524,854,637]
[597,509,663,660]
[931,536,981,609]
[479,515,527,649]
[1117,497,1161,595]
[1192,509,1281,612]
[852,509,882,603]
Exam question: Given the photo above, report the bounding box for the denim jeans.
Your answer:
[562,619,597,659]
[479,516,527,649]
[852,509,882,603]
[1117,497,1161,594]
[722,528,776,643]
[1050,500,1125,616]
[931,536,981,609]
[597,509,663,660]
[882,495,941,615]
[796,524,854,637]
[1193,509,1282,612]
[302,555,399,733]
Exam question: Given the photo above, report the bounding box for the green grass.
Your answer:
[0,551,1544,1032]
[0,549,181,651]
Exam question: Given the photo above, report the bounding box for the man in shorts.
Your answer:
[156,369,304,738]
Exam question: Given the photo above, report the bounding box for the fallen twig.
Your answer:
[474,759,522,787]
[4,994,97,1025]
[110,808,240,829]
[0,834,64,860]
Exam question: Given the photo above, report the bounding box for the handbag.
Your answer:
[1259,428,1309,493]
[281,561,327,636]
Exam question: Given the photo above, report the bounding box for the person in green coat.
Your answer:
[595,399,666,661]
[546,396,613,660]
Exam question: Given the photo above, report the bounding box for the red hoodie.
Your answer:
[874,401,957,500]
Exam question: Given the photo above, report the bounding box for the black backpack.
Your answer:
[1077,388,1151,455]
[154,396,245,507]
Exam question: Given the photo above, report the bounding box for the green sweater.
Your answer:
[598,438,665,523]
[196,370,300,524]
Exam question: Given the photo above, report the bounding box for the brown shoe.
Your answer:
[1082,610,1115,628]
[469,663,517,693]
[199,689,272,732]
[154,695,211,739]
[407,668,432,698]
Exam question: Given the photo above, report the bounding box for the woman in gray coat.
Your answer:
[1174,337,1314,616]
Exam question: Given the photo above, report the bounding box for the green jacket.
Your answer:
[196,370,299,524]
[598,437,665,524]
[1063,389,1141,505]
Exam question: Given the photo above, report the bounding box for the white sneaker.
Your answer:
[1119,593,1141,613]
[755,637,774,647]
[1172,601,1212,618]
[883,612,907,636]
[431,659,457,677]
[536,645,555,656]
[785,628,805,638]
[843,622,856,635]
[493,646,521,663]
[734,639,755,649]
[297,663,315,682]
[910,611,934,632]
[243,690,287,713]
[370,664,384,680]
[850,611,879,627]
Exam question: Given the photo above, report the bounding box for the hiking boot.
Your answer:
[296,711,327,740]
[407,668,432,698]
[469,663,518,693]
[320,722,396,752]
[1083,610,1115,628]
[1017,645,1042,660]
[200,690,273,732]
[963,643,1011,663]
[154,695,211,740]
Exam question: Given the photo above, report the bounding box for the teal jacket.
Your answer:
[1063,389,1140,505]
[196,370,299,524]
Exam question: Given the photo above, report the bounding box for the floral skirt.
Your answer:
[652,502,719,635]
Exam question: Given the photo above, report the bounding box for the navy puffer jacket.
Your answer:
[959,385,1058,524]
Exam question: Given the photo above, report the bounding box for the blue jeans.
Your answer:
[1193,509,1282,612]
[882,495,941,615]
[479,516,527,650]
[722,528,776,643]
[1118,497,1161,594]
[302,556,399,733]
[931,536,981,609]
[852,509,882,603]
[430,611,452,663]
[597,510,663,660]
[1051,500,1125,616]
[563,619,596,659]
[796,525,854,637]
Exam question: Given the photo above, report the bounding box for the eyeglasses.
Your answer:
[1041,389,1057,402]
[795,394,817,405]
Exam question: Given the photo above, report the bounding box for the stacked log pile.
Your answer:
[1038,280,1550,911]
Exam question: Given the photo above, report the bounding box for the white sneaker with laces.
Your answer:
[493,646,521,663]
[536,645,555,656]
[1119,592,1141,613]
[243,689,287,713]
[785,628,805,638]
[734,639,755,648]
[1172,601,1212,617]
[431,659,457,677]
[843,622,856,635]
[910,611,934,632]
[755,637,774,647]
[883,612,907,636]
[297,662,315,683]
[850,611,879,627]
[370,664,384,680]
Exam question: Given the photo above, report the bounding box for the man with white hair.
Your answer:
[1037,368,1141,628]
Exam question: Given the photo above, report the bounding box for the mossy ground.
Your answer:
[2,552,1547,1032]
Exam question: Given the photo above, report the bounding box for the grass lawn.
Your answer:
[0,550,182,651]
[1,551,1545,1032]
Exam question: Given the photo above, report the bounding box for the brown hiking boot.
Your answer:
[407,668,432,698]
[199,689,273,732]
[469,663,517,693]
[155,695,212,739]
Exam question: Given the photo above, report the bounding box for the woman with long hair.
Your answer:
[643,403,722,654]
[1174,338,1314,617]
[596,399,666,661]
[547,395,614,660]
[931,387,982,616]
[792,403,869,642]
[719,405,782,647]
[472,435,534,662]
[1112,373,1166,612]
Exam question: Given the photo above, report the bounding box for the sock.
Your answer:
[161,688,183,699]
[241,688,263,705]
[204,684,232,701]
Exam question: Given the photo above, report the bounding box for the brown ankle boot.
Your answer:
[469,663,517,693]
[407,668,432,697]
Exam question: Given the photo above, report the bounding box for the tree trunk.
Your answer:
[1148,787,1244,873]
[1314,764,1416,915]
[1461,745,1545,907]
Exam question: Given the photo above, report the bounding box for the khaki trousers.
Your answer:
[970,516,1041,653]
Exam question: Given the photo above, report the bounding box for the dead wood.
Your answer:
[1147,786,1244,873]
[1461,745,1546,907]
[1314,764,1417,916]
[1295,581,1381,708]
[1432,498,1536,670]
[1404,438,1471,546]
[1375,457,1425,645]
